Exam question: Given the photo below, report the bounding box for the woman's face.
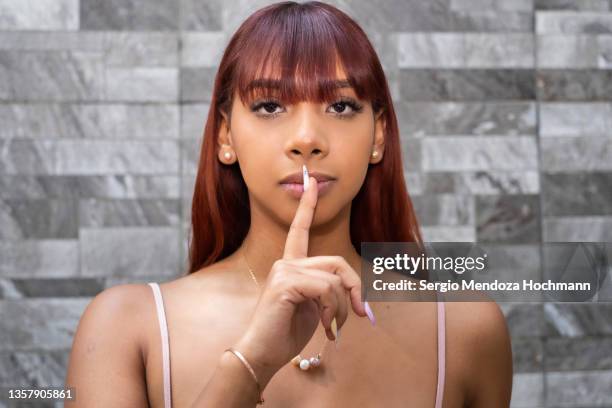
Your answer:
[218,66,385,227]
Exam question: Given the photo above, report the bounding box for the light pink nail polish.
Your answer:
[302,164,309,191]
[364,301,376,326]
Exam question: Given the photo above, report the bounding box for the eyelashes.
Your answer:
[249,97,364,120]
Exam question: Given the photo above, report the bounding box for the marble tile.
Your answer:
[513,337,544,372]
[396,101,536,138]
[399,136,422,172]
[597,35,612,68]
[467,244,543,302]
[181,104,210,139]
[544,303,612,336]
[419,225,476,241]
[542,172,612,216]
[0,51,104,102]
[509,372,545,407]
[181,173,197,200]
[0,0,78,30]
[0,175,180,199]
[180,32,227,67]
[411,194,475,226]
[421,171,540,194]
[537,11,612,34]
[545,337,612,371]
[476,195,541,243]
[325,0,533,33]
[537,70,612,101]
[400,69,536,101]
[544,216,612,241]
[180,138,204,175]
[451,0,534,12]
[398,33,534,68]
[0,32,105,51]
[404,172,424,195]
[80,0,179,30]
[367,32,400,101]
[0,140,55,175]
[104,275,180,288]
[221,0,279,33]
[79,227,179,277]
[0,350,70,386]
[0,299,89,350]
[52,140,180,175]
[180,67,216,102]
[105,67,178,102]
[0,241,78,278]
[422,136,538,171]
[180,0,222,30]
[0,199,77,239]
[104,32,178,67]
[539,102,612,137]
[78,199,181,227]
[537,34,600,68]
[541,136,612,172]
[546,370,612,406]
[447,10,534,32]
[500,303,546,337]
[0,103,179,139]
[3,278,105,299]
[535,0,610,10]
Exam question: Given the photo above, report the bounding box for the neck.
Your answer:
[238,200,362,286]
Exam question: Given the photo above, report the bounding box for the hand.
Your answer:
[233,176,368,385]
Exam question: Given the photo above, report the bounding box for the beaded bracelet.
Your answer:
[224,348,265,405]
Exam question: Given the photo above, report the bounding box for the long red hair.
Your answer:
[187,1,423,274]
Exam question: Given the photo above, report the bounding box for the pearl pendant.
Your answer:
[299,359,310,370]
[291,352,322,371]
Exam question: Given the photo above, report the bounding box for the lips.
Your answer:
[280,179,336,198]
[279,171,336,185]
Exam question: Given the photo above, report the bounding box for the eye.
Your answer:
[250,99,284,119]
[327,98,364,118]
[249,97,364,119]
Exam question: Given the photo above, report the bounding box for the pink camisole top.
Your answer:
[147,282,446,408]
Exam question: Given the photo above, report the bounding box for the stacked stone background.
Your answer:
[1,0,611,406]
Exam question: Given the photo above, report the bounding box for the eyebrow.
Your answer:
[246,78,353,91]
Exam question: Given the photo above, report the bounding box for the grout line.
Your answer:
[533,6,549,406]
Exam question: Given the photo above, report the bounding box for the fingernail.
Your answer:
[331,317,339,349]
[302,164,309,191]
[364,301,376,326]
[331,317,338,339]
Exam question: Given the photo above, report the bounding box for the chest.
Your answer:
[145,304,448,408]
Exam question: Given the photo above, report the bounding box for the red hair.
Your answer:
[186,1,423,274]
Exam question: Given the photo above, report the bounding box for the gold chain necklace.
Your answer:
[241,245,329,371]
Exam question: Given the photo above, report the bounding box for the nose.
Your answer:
[284,104,329,161]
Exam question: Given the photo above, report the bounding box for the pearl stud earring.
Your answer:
[224,151,232,160]
[371,150,379,158]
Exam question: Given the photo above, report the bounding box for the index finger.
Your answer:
[283,175,318,260]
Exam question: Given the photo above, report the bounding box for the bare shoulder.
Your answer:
[65,283,154,407]
[445,299,513,407]
[79,283,154,341]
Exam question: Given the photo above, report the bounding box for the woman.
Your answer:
[65,2,513,407]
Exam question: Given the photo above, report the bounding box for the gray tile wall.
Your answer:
[0,0,611,406]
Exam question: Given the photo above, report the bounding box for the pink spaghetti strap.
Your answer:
[435,290,446,408]
[148,282,172,408]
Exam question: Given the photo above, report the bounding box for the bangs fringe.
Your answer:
[229,2,382,111]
